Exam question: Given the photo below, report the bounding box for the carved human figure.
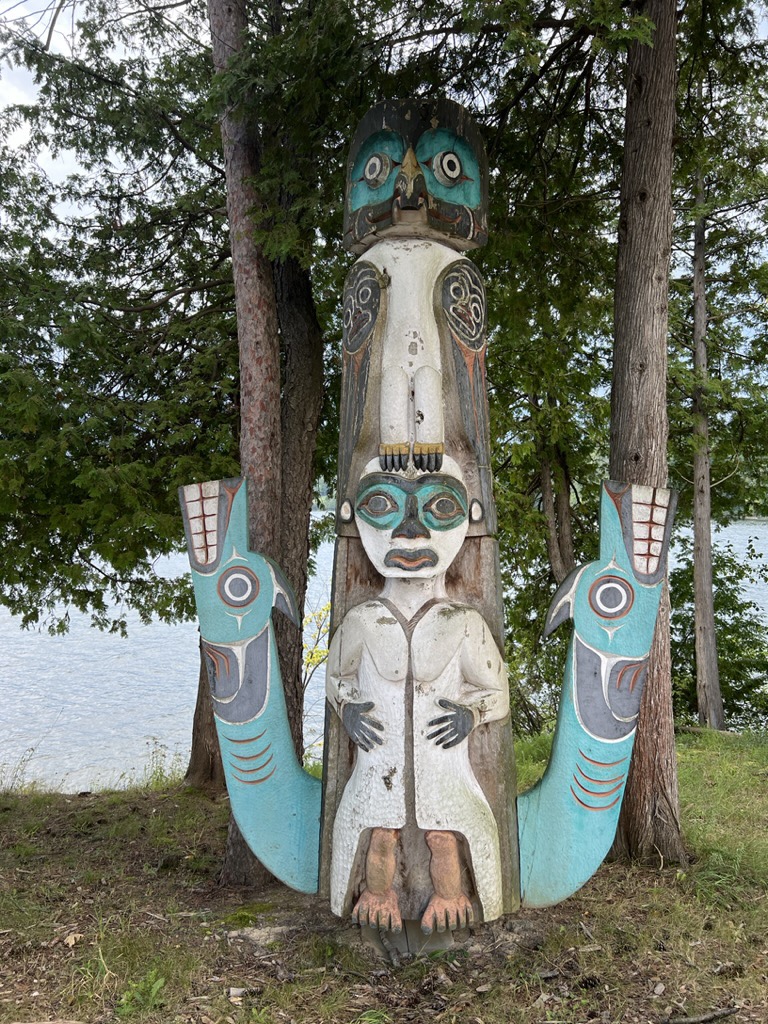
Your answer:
[337,97,495,532]
[326,458,509,934]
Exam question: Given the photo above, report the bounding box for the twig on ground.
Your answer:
[665,1006,740,1024]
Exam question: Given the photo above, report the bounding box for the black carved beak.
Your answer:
[393,145,427,211]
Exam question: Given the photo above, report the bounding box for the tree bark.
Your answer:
[184,641,226,793]
[208,0,282,888]
[610,592,685,860]
[609,0,687,864]
[273,255,325,758]
[692,171,725,730]
[540,453,576,585]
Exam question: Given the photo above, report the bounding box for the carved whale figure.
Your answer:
[179,477,321,893]
[517,480,677,908]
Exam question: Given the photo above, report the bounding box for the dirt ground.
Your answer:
[1,786,766,1024]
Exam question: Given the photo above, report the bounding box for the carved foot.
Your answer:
[420,893,474,935]
[379,444,410,472]
[352,887,403,933]
[412,443,444,473]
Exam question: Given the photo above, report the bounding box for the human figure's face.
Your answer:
[354,473,469,578]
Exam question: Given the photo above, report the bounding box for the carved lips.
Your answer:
[384,548,439,571]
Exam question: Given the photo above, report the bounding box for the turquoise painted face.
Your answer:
[344,98,489,252]
[349,128,482,215]
[355,473,469,577]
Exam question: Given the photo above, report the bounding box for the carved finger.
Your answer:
[427,725,455,745]
[440,732,466,749]
[358,725,384,749]
[436,698,459,711]
[427,713,454,728]
[426,721,453,737]
[362,715,384,732]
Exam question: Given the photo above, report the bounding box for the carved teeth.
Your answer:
[631,486,670,577]
[183,482,219,565]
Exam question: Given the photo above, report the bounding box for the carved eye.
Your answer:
[432,151,463,187]
[424,494,461,521]
[363,153,392,187]
[218,566,260,609]
[357,491,398,517]
[421,488,468,531]
[588,575,635,620]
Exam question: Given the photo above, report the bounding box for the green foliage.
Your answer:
[676,729,768,904]
[1,0,767,732]
[668,3,768,516]
[117,968,166,1017]
[670,537,768,729]
[1,0,239,633]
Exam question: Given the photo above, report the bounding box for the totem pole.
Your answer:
[179,97,676,951]
[319,98,519,943]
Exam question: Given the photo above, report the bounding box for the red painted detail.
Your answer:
[234,765,277,786]
[575,764,626,786]
[228,730,267,745]
[578,749,628,768]
[229,754,274,775]
[570,786,622,812]
[231,745,271,762]
[572,775,624,798]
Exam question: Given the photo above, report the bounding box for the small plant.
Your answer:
[303,600,331,692]
[138,740,184,790]
[116,968,166,1017]
[0,746,35,794]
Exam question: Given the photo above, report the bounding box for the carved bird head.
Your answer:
[344,98,489,254]
[544,482,677,658]
[179,478,298,644]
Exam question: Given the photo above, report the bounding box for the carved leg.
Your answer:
[352,827,403,933]
[420,830,474,934]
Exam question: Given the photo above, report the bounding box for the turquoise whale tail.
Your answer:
[517,481,676,907]
[179,478,321,893]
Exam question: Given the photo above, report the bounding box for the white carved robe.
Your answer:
[326,597,509,919]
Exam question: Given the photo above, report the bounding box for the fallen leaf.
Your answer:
[64,932,84,948]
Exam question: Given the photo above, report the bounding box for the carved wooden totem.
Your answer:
[320,98,520,943]
[178,96,676,950]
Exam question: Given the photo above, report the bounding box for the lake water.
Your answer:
[2,520,766,792]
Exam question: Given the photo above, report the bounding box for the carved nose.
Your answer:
[394,146,427,209]
[392,494,430,539]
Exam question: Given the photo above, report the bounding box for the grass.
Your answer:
[0,731,766,1023]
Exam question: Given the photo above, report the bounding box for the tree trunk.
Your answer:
[273,255,325,758]
[540,453,576,585]
[609,0,687,864]
[610,592,685,861]
[692,171,725,730]
[208,0,283,888]
[184,641,226,793]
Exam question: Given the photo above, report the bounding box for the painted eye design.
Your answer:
[432,151,463,187]
[588,575,635,620]
[424,493,461,521]
[363,153,392,187]
[218,566,260,609]
[357,491,398,517]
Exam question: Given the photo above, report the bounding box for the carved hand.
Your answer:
[342,701,384,751]
[427,699,475,749]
